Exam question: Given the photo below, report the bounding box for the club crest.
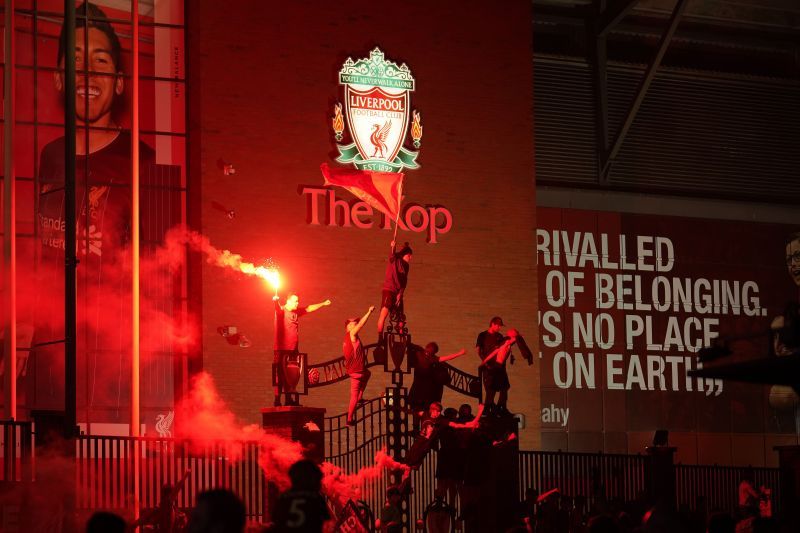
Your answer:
[332,47,421,173]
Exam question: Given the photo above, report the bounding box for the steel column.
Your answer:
[64,0,77,440]
[3,0,16,419]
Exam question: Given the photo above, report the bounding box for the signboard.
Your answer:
[537,207,799,464]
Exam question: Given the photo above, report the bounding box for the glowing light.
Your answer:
[411,110,422,148]
[166,229,283,294]
[332,103,344,141]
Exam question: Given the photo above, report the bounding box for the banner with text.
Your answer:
[537,207,799,462]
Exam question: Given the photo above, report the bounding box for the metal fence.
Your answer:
[518,450,648,508]
[0,420,787,525]
[0,420,33,482]
[675,464,781,515]
[322,392,447,527]
[74,435,266,521]
[324,396,389,518]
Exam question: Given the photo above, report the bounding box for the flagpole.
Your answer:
[392,176,404,243]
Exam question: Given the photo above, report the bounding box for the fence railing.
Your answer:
[0,420,33,482]
[0,420,786,525]
[518,449,648,509]
[324,396,389,519]
[323,395,440,527]
[74,436,266,521]
[675,464,781,515]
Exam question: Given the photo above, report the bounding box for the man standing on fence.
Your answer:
[376,241,413,340]
[344,305,375,426]
[475,317,505,412]
[273,293,332,406]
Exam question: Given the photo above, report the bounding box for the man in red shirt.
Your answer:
[273,293,331,406]
[344,305,375,425]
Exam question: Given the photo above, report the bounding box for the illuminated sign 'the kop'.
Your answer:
[301,47,453,244]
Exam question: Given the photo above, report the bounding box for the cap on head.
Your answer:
[490,316,504,327]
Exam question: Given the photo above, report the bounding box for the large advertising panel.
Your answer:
[537,207,800,465]
[3,0,186,433]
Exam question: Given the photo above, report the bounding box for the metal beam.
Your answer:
[601,0,689,182]
[587,16,610,183]
[598,0,639,36]
[64,0,77,440]
[4,0,17,420]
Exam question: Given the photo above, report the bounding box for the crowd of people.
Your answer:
[82,464,779,533]
[271,238,531,425]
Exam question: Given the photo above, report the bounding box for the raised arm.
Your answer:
[479,343,504,367]
[350,306,375,339]
[273,295,283,311]
[306,299,332,313]
[481,339,516,366]
[438,348,466,363]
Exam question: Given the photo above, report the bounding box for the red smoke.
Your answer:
[175,372,400,500]
[321,450,408,509]
[12,227,198,420]
[163,227,278,285]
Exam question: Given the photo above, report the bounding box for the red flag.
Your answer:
[320,163,404,222]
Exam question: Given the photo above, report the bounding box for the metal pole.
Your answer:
[64,0,77,440]
[131,0,141,439]
[131,0,142,521]
[4,0,17,420]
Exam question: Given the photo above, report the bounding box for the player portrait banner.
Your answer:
[12,0,187,432]
[536,207,799,462]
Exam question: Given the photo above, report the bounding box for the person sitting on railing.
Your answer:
[344,306,375,426]
[434,407,462,508]
[408,342,466,416]
[478,328,519,416]
[399,401,484,495]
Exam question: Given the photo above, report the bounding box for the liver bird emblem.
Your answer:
[370,120,392,158]
[156,411,175,438]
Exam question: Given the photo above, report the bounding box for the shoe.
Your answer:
[346,418,356,427]
[273,398,282,407]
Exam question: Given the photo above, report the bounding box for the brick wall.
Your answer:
[187,0,539,448]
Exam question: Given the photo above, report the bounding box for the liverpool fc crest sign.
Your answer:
[332,47,422,173]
